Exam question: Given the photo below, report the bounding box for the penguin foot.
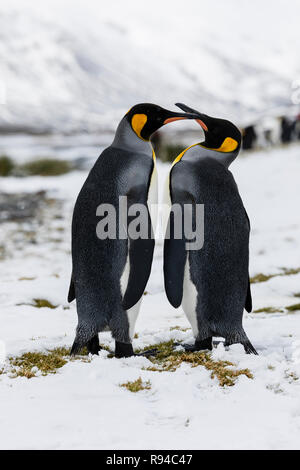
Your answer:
[115,341,134,358]
[180,337,213,352]
[135,348,158,357]
[87,335,101,355]
[115,342,157,358]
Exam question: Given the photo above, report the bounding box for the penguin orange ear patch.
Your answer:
[217,137,238,153]
[131,114,148,139]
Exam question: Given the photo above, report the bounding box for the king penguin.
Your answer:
[164,103,257,355]
[68,103,198,358]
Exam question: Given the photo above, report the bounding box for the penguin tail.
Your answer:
[68,276,75,303]
[242,339,258,355]
[225,330,258,355]
[70,322,97,356]
[70,340,82,356]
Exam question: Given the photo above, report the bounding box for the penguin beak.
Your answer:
[163,111,199,125]
[175,102,209,132]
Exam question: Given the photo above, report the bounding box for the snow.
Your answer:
[1,140,300,449]
[0,0,300,132]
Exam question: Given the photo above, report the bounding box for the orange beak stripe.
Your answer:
[196,119,208,131]
[163,117,186,124]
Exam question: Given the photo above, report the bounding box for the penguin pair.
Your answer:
[68,102,257,358]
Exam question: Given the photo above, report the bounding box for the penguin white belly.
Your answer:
[147,156,158,232]
[120,249,142,340]
[181,255,199,338]
[120,157,157,340]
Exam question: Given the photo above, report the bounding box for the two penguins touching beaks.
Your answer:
[68,102,257,359]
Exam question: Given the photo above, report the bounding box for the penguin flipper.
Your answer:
[243,209,252,313]
[245,276,252,313]
[122,210,155,311]
[68,276,75,302]
[163,210,187,308]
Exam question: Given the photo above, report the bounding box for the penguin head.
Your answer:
[125,103,198,141]
[175,103,242,154]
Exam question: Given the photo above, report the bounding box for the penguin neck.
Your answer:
[183,143,238,168]
[112,119,152,156]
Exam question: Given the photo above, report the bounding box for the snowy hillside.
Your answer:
[1,143,300,449]
[0,0,300,133]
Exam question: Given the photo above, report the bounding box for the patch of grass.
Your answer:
[140,340,253,387]
[120,377,151,392]
[294,292,300,298]
[6,346,94,379]
[0,155,14,176]
[18,276,36,281]
[253,306,284,314]
[32,298,57,309]
[9,347,70,378]
[20,159,72,176]
[281,267,300,276]
[170,326,191,332]
[250,267,300,284]
[250,273,274,283]
[285,303,300,312]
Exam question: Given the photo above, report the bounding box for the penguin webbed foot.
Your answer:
[115,341,157,358]
[174,337,213,352]
[135,348,158,357]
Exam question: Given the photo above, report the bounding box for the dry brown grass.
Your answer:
[250,267,300,284]
[120,377,151,392]
[140,340,253,387]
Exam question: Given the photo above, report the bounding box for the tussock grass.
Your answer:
[170,326,191,332]
[18,277,36,281]
[285,303,300,312]
[20,158,71,176]
[253,307,284,314]
[253,303,300,314]
[140,340,253,387]
[120,377,151,392]
[9,347,70,378]
[6,347,92,379]
[250,267,300,284]
[0,155,14,176]
[32,299,57,309]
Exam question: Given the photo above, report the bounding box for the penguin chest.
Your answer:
[181,255,199,338]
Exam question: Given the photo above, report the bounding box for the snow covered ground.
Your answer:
[1,141,300,449]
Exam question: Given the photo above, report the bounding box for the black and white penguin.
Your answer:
[68,103,198,358]
[164,103,257,354]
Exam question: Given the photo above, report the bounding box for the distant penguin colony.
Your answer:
[68,101,258,358]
